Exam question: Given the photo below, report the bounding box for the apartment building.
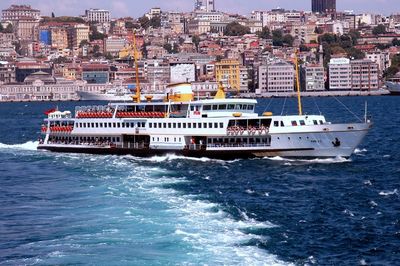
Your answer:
[301,64,325,91]
[85,9,110,23]
[215,59,241,92]
[328,58,352,90]
[351,59,379,91]
[258,60,294,93]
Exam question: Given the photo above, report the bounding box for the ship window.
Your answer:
[174,138,176,142]
[149,123,152,128]
[113,123,116,128]
[300,120,306,126]
[122,123,126,128]
[235,104,243,110]
[274,121,279,127]
[193,123,197,128]
[142,122,145,127]
[154,123,157,128]
[203,123,207,128]
[319,120,323,125]
[209,123,213,128]
[118,123,121,128]
[247,105,254,110]
[212,105,218,110]
[220,122,224,128]
[163,123,166,128]
[291,121,298,126]
[91,123,94,128]
[130,123,135,128]
[219,104,227,110]
[95,123,98,128]
[280,121,285,127]
[183,123,186,129]
[168,123,171,128]
[100,123,104,127]
[179,138,181,142]
[313,120,318,125]
[157,137,159,141]
[152,137,154,141]
[158,123,162,128]
[214,122,218,128]
[203,105,211,111]
[198,123,202,128]
[178,123,181,128]
[228,104,235,110]
[173,123,176,128]
[112,137,115,142]
[188,123,192,128]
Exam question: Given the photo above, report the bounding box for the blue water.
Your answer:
[0,97,399,265]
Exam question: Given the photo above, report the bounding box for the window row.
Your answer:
[149,122,224,129]
[76,122,146,128]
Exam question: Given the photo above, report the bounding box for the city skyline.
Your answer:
[0,0,398,18]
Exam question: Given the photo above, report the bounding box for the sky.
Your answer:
[0,0,398,18]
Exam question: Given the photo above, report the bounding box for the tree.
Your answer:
[4,24,13,34]
[79,40,89,48]
[93,45,100,53]
[163,43,172,53]
[391,54,400,67]
[0,23,3,33]
[272,29,283,46]
[138,16,150,29]
[392,38,400,46]
[172,43,179,54]
[224,22,250,36]
[216,55,224,62]
[149,16,161,28]
[105,53,114,60]
[319,33,337,45]
[348,29,361,45]
[89,26,106,41]
[125,21,139,30]
[372,24,387,35]
[346,47,365,59]
[384,66,399,78]
[51,12,55,18]
[282,34,294,46]
[257,26,270,39]
[315,27,324,34]
[192,35,200,52]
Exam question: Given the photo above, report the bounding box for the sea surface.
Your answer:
[0,97,399,265]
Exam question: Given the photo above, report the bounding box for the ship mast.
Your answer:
[294,49,303,116]
[133,30,141,103]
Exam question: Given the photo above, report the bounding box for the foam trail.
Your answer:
[264,156,351,164]
[0,141,38,151]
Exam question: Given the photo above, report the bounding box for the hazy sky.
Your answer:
[0,0,398,18]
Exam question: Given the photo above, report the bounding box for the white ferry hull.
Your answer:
[77,91,165,102]
[385,81,400,95]
[38,123,370,159]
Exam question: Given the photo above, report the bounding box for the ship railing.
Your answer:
[116,111,166,119]
[186,144,206,150]
[49,126,74,133]
[226,126,270,136]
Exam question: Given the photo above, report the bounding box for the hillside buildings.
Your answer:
[311,0,336,14]
[84,9,110,23]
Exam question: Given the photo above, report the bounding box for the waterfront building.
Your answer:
[1,5,40,21]
[82,64,110,84]
[0,61,16,84]
[301,64,325,91]
[350,59,379,91]
[239,66,249,93]
[328,58,352,90]
[215,59,241,92]
[147,60,170,85]
[365,51,391,76]
[15,62,52,83]
[311,0,336,14]
[257,60,294,93]
[85,9,110,23]
[187,19,211,35]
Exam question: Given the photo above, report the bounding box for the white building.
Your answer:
[170,63,196,83]
[85,9,110,23]
[258,60,294,93]
[302,64,325,91]
[328,58,352,90]
[195,0,216,12]
[105,37,127,56]
[365,51,391,76]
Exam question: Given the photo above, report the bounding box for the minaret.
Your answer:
[319,44,324,65]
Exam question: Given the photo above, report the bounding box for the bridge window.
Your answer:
[291,121,298,126]
[173,123,176,128]
[228,104,235,110]
[193,123,197,128]
[219,104,227,110]
[274,121,279,127]
[178,123,181,128]
[158,123,162,128]
[220,122,224,128]
[313,120,318,125]
[198,123,202,128]
[209,123,213,128]
[300,120,305,126]
[212,105,218,110]
[280,121,285,127]
[203,123,207,128]
[247,105,254,110]
[203,105,211,111]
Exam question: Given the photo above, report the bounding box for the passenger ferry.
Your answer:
[37,82,372,159]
